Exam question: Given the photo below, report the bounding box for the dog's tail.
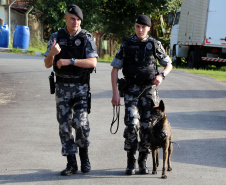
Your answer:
[171,142,180,149]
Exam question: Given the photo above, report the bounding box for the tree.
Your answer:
[32,0,102,38]
[101,0,181,42]
[25,0,181,49]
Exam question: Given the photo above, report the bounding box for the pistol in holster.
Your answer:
[49,71,55,94]
[117,78,126,97]
[87,92,91,114]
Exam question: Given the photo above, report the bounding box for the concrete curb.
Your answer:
[0,47,12,52]
[0,47,44,56]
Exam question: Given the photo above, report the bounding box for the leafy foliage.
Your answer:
[25,0,181,42]
[32,0,102,38]
[101,0,182,42]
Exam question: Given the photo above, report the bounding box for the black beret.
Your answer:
[67,4,83,20]
[135,15,151,27]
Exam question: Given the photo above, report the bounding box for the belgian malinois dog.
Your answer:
[149,100,173,179]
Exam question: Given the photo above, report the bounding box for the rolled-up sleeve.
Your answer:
[85,34,99,59]
[159,56,172,67]
[155,41,172,67]
[111,57,123,69]
[110,44,124,69]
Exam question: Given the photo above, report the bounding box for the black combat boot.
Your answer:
[79,147,91,173]
[125,151,136,175]
[61,154,78,176]
[138,152,149,174]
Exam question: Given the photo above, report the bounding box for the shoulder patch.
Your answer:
[47,32,58,47]
[156,40,161,45]
[51,31,58,40]
[121,41,128,47]
[86,33,93,42]
[84,32,97,51]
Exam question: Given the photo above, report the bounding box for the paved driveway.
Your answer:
[0,52,225,185]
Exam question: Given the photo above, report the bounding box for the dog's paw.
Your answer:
[152,171,157,175]
[161,175,167,179]
[167,167,172,171]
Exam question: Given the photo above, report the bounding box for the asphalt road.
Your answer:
[0,52,226,185]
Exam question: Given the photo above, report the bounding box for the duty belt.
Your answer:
[125,77,154,86]
[56,75,89,84]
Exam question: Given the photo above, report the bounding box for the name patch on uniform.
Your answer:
[146,42,152,50]
[75,39,81,46]
[58,38,66,46]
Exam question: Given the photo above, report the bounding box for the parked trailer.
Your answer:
[168,0,226,68]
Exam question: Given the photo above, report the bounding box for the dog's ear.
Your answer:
[150,99,155,108]
[159,100,165,112]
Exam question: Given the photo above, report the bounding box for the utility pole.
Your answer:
[25,6,34,26]
[8,0,16,41]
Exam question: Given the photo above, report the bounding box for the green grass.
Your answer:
[7,34,47,55]
[98,55,114,63]
[182,68,226,82]
[4,38,226,82]
[98,56,226,82]
[29,34,48,53]
[173,62,226,82]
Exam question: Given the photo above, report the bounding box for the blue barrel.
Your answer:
[0,24,9,48]
[13,25,30,49]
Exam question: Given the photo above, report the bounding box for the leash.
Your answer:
[110,105,121,134]
[136,85,153,99]
[110,85,152,135]
[171,142,181,149]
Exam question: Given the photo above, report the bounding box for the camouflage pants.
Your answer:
[55,82,90,156]
[123,84,159,153]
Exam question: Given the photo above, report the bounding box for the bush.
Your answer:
[98,55,114,63]
[29,34,47,53]
[219,66,226,71]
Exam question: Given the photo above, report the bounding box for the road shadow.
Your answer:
[167,110,226,131]
[170,138,226,168]
[91,89,226,99]
[0,168,158,184]
[159,90,226,98]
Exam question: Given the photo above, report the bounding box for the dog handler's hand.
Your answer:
[112,92,120,107]
[152,74,163,87]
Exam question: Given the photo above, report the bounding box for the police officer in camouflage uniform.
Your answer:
[44,4,98,176]
[111,15,172,175]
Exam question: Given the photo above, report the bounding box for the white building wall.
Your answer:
[0,6,5,23]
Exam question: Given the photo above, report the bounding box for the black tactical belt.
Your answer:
[125,77,154,86]
[56,76,87,84]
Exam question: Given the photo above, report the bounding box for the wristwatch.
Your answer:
[71,58,76,65]
[160,72,166,80]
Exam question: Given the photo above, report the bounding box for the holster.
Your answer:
[49,71,55,94]
[87,92,91,114]
[117,78,126,97]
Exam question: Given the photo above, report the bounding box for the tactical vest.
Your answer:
[54,28,91,76]
[122,37,158,82]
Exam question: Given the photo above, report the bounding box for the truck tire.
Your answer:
[188,51,195,68]
[188,49,201,69]
[172,47,181,67]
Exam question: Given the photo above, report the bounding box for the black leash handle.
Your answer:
[110,105,120,134]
